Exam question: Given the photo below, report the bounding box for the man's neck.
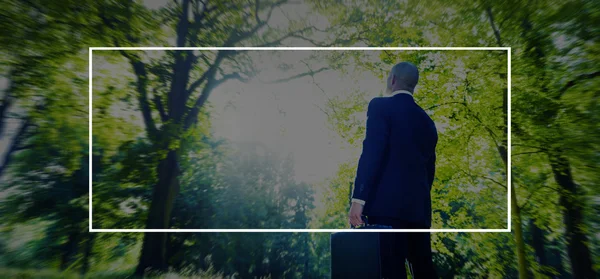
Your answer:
[391,89,413,97]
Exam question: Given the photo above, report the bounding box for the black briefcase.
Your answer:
[330,217,392,279]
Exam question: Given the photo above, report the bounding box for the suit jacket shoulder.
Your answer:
[367,96,390,117]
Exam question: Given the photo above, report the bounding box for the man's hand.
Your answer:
[349,202,365,227]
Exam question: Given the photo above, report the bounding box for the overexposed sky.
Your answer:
[209,50,383,184]
[90,49,385,185]
[131,1,379,183]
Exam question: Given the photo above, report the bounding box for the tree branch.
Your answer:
[0,118,31,179]
[513,151,546,156]
[485,6,504,47]
[183,52,229,129]
[427,97,501,149]
[186,71,210,98]
[519,184,560,211]
[254,26,314,47]
[455,166,507,190]
[0,79,15,139]
[558,71,600,97]
[482,176,507,189]
[100,4,160,140]
[186,49,231,97]
[168,0,203,121]
[289,34,355,47]
[183,1,212,45]
[256,24,357,47]
[254,0,261,23]
[425,101,466,110]
[260,66,330,84]
[223,0,288,46]
[512,144,548,150]
[219,72,250,83]
[153,93,168,122]
[466,104,501,146]
[313,103,330,118]
[183,0,342,130]
[183,69,251,130]
[176,0,191,47]
[129,58,159,140]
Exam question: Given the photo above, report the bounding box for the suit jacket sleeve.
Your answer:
[352,98,389,202]
[426,153,436,190]
[426,131,438,190]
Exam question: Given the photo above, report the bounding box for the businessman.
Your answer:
[349,62,438,278]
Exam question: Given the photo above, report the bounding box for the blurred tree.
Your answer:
[0,0,107,178]
[484,1,600,277]
[0,66,91,272]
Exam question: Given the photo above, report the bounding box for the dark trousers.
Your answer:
[368,216,438,279]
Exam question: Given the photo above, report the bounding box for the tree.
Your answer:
[0,58,91,271]
[0,0,104,178]
[92,0,338,274]
[487,1,599,277]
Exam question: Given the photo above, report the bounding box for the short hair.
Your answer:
[391,62,419,92]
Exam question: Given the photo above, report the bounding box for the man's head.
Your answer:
[386,62,419,94]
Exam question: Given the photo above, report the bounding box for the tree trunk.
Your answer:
[548,238,566,278]
[482,7,531,274]
[60,230,80,271]
[515,9,595,278]
[166,232,192,269]
[529,219,549,276]
[135,150,181,276]
[495,71,530,278]
[80,232,96,276]
[549,150,595,279]
[0,118,30,179]
[511,182,529,279]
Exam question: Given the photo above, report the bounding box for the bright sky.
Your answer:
[99,0,386,184]
[89,49,386,186]
[209,50,383,184]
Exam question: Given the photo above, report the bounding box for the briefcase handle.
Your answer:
[351,216,393,229]
[350,216,369,229]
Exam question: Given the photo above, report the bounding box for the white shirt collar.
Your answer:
[392,90,413,97]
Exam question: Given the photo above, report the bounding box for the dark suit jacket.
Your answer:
[352,93,438,227]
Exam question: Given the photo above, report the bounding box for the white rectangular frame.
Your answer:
[89,47,511,233]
